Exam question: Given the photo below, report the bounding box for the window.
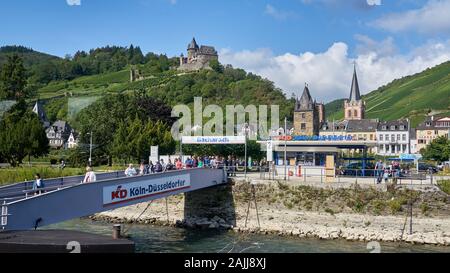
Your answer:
[348,110,352,118]
[354,110,358,117]
[382,126,387,130]
[391,125,396,130]
[370,134,374,140]
[399,125,405,130]
[402,134,406,141]
[386,134,390,141]
[397,134,401,141]
[302,113,305,119]
[379,145,383,152]
[301,123,306,130]
[379,135,383,141]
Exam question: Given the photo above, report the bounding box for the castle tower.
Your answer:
[344,64,365,120]
[294,84,320,136]
[187,37,199,60]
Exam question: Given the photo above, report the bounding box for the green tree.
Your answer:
[0,108,49,166]
[421,136,450,162]
[0,54,27,100]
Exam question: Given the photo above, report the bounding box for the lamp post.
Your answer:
[284,117,287,181]
[86,131,93,167]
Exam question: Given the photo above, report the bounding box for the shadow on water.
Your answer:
[184,182,237,228]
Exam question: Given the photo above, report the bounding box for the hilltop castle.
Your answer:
[178,38,219,71]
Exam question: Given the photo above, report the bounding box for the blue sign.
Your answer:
[292,135,353,141]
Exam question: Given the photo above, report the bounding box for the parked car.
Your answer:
[341,162,376,177]
[418,163,438,173]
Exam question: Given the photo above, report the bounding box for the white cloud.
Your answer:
[371,0,450,34]
[354,34,396,57]
[66,0,81,6]
[219,40,450,102]
[264,4,296,20]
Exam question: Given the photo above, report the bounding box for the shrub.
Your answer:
[388,199,403,213]
[437,180,450,195]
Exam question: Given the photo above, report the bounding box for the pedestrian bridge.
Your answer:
[0,168,227,231]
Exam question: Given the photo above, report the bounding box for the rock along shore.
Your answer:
[91,180,450,247]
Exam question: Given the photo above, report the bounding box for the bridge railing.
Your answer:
[0,171,125,201]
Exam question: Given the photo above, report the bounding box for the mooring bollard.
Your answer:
[112,224,122,239]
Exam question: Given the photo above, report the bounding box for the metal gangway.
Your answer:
[0,168,227,231]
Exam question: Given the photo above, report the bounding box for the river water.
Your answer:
[48,218,449,253]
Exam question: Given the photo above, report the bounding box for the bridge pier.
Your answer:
[183,183,236,229]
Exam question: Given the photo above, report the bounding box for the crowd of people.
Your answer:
[122,155,249,177]
[29,155,253,195]
[374,160,404,184]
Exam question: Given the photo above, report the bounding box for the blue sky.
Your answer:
[1,0,449,102]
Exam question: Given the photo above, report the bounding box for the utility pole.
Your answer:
[89,131,93,167]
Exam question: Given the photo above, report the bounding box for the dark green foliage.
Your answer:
[111,117,175,163]
[74,93,175,165]
[0,101,49,166]
[421,136,450,162]
[0,54,28,99]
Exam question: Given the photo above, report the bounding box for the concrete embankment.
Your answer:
[92,179,450,246]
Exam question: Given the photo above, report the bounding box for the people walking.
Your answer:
[139,162,146,175]
[125,164,137,177]
[83,166,97,183]
[32,173,45,195]
[375,160,383,184]
[154,160,163,173]
[175,158,183,170]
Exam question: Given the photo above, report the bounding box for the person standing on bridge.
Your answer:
[139,162,146,175]
[82,166,97,183]
[125,164,137,177]
[175,158,183,170]
[32,173,45,195]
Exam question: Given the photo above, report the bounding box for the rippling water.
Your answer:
[48,218,450,253]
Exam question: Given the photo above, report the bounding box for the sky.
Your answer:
[0,0,449,102]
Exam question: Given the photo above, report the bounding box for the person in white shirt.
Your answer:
[125,164,137,177]
[82,166,97,183]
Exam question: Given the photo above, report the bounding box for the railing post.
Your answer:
[1,200,8,229]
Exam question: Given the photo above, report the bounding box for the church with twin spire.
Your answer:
[293,64,366,137]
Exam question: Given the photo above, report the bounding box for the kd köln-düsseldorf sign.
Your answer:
[102,174,191,206]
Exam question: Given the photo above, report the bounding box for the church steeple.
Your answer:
[349,63,361,102]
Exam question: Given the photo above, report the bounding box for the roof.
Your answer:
[320,120,348,132]
[199,45,218,55]
[50,120,72,133]
[346,119,378,132]
[187,38,199,50]
[295,85,314,111]
[33,100,49,125]
[349,65,361,102]
[416,116,450,130]
[377,120,409,131]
